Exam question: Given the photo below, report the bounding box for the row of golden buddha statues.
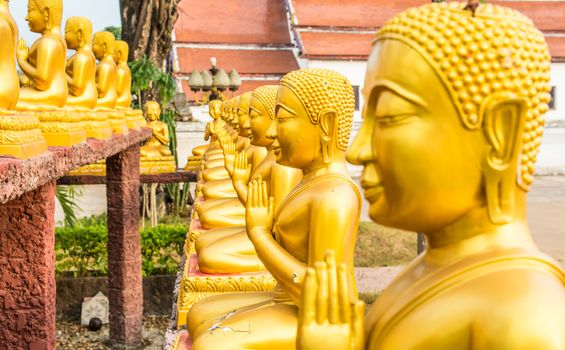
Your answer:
[0,0,174,174]
[180,2,564,349]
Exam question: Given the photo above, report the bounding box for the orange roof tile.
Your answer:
[547,36,565,61]
[491,1,565,32]
[292,0,427,29]
[175,0,292,45]
[176,48,299,75]
[299,32,374,60]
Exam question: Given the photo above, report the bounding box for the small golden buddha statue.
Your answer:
[16,0,86,147]
[0,0,47,159]
[195,85,303,275]
[64,16,112,140]
[16,0,68,110]
[0,0,19,111]
[140,101,175,174]
[113,40,132,109]
[297,3,565,350]
[186,100,223,170]
[188,68,362,350]
[93,31,127,134]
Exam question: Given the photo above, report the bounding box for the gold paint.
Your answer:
[187,69,361,349]
[114,40,133,109]
[298,3,564,350]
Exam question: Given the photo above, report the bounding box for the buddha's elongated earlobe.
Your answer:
[319,109,338,164]
[481,95,527,224]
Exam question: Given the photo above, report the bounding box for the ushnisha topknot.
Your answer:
[279,68,355,151]
[251,85,278,120]
[376,1,551,190]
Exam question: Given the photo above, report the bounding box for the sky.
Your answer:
[9,0,121,45]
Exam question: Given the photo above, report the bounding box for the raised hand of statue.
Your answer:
[224,143,237,174]
[17,39,29,62]
[233,151,252,185]
[297,250,365,350]
[246,177,274,232]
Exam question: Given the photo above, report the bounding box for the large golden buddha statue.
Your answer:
[114,40,132,109]
[297,3,565,350]
[140,101,175,173]
[16,0,67,110]
[93,31,127,134]
[188,68,361,350]
[195,85,303,275]
[0,0,47,158]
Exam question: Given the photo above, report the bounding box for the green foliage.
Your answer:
[55,185,84,227]
[55,215,187,277]
[129,55,177,108]
[103,26,122,40]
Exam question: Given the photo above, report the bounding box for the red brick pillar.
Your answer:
[106,145,143,345]
[0,181,56,350]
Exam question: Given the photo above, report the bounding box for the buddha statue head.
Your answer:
[230,97,240,131]
[26,0,63,33]
[208,99,222,120]
[114,40,129,65]
[271,68,354,169]
[250,85,278,147]
[347,2,551,233]
[65,16,92,50]
[236,92,253,137]
[144,101,161,122]
[92,31,115,60]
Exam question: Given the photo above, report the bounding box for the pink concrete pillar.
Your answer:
[0,181,56,350]
[106,144,143,345]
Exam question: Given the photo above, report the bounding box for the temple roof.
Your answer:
[173,0,565,97]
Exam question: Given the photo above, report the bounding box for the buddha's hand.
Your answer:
[17,39,29,61]
[297,250,365,350]
[246,177,274,232]
[224,143,236,172]
[233,151,251,184]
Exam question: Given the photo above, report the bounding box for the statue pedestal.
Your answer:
[0,112,48,159]
[68,160,106,176]
[125,109,147,130]
[83,110,113,140]
[36,110,87,147]
[175,213,276,329]
[107,110,129,134]
[140,157,176,174]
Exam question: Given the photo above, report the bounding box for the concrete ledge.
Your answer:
[0,128,152,204]
[58,170,198,185]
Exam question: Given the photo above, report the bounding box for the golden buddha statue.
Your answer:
[0,0,19,111]
[187,100,224,168]
[0,0,47,158]
[195,85,303,275]
[93,31,127,134]
[114,40,132,109]
[140,101,175,173]
[297,3,565,350]
[16,0,86,147]
[64,16,112,140]
[187,68,361,350]
[16,0,68,110]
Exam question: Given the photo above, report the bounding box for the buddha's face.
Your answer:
[26,1,46,33]
[249,97,273,147]
[92,36,105,59]
[347,40,483,233]
[271,85,321,169]
[237,105,252,138]
[145,103,160,121]
[65,26,80,50]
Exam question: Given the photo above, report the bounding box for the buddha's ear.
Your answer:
[77,29,83,46]
[43,8,50,29]
[481,96,527,224]
[319,109,338,164]
[102,42,107,54]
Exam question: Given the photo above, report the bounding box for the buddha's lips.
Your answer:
[272,146,281,155]
[363,185,384,203]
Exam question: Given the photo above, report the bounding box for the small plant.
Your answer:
[55,215,187,277]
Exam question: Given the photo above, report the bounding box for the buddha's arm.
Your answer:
[19,41,56,90]
[204,122,211,141]
[67,55,87,96]
[96,64,111,97]
[153,124,170,145]
[233,148,269,204]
